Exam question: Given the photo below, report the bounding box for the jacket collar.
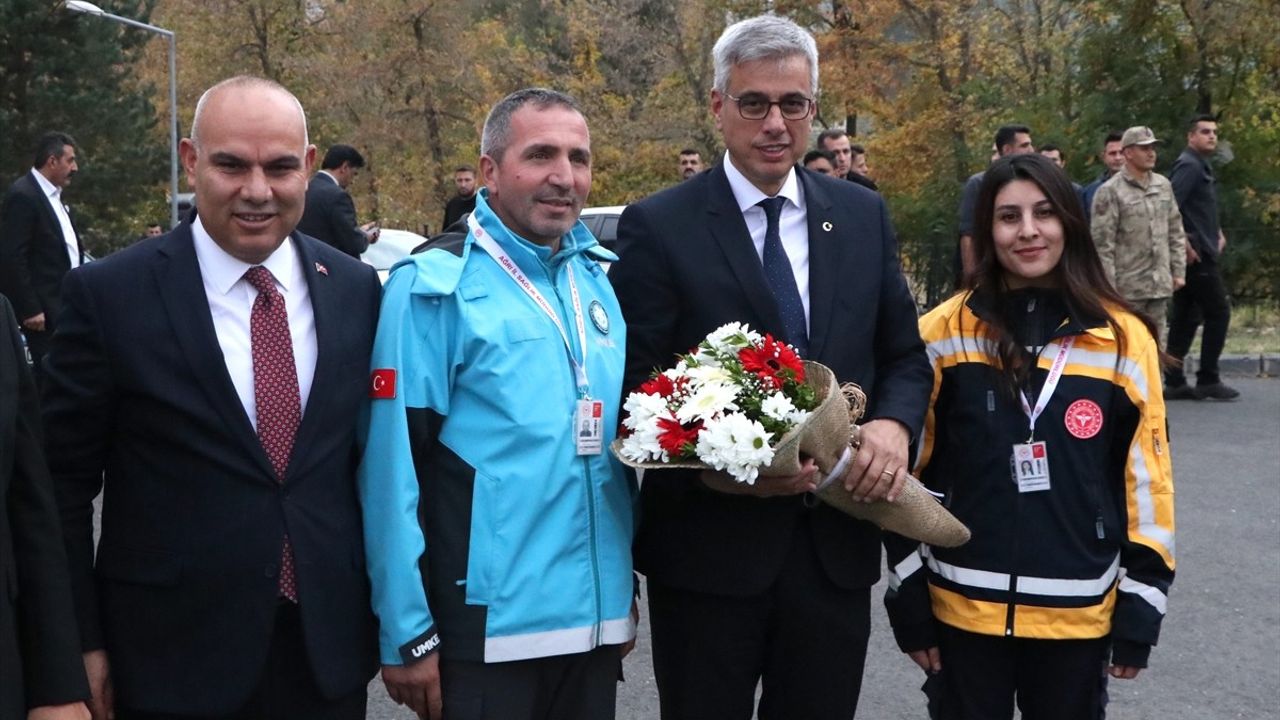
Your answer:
[470,188,602,273]
[965,285,1109,341]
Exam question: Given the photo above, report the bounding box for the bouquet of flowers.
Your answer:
[613,322,971,548]
[617,322,817,484]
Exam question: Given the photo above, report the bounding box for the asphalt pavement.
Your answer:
[367,375,1280,719]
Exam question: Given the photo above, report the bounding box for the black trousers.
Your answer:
[1166,263,1232,385]
[647,519,871,720]
[924,623,1109,720]
[438,644,621,720]
[117,603,365,720]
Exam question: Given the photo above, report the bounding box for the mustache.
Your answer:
[533,192,577,203]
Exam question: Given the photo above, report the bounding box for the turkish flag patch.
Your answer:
[370,369,397,399]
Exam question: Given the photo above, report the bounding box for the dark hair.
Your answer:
[968,154,1160,394]
[816,128,848,148]
[993,124,1031,154]
[33,131,77,169]
[1039,143,1061,154]
[679,148,701,157]
[1187,113,1217,131]
[454,164,475,174]
[1104,131,1123,145]
[482,88,583,161]
[803,149,835,166]
[321,144,365,170]
[849,143,866,156]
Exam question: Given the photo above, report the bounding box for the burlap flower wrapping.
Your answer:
[612,360,970,547]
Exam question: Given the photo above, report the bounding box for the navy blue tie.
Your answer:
[757,197,808,357]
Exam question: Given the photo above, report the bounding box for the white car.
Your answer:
[363,210,624,283]
[578,205,626,255]
[361,228,428,283]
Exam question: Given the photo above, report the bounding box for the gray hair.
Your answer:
[190,75,309,149]
[712,15,819,96]
[480,88,584,162]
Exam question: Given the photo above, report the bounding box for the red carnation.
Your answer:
[640,373,676,398]
[656,416,702,455]
[738,334,805,388]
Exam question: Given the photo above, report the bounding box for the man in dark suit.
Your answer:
[1,294,90,720]
[44,76,379,720]
[817,127,879,192]
[608,15,931,720]
[0,132,83,379]
[297,144,379,258]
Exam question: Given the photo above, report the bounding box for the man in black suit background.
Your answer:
[817,127,879,192]
[44,76,379,720]
[0,132,84,379]
[1,294,89,720]
[439,164,478,232]
[297,144,379,258]
[608,14,931,720]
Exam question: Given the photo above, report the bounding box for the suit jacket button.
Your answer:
[264,563,278,578]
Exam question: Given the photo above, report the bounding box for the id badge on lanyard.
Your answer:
[1010,336,1074,493]
[469,215,602,456]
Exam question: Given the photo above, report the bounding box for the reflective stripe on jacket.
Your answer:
[885,291,1174,664]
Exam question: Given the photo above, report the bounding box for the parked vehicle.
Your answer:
[361,228,428,283]
[579,205,626,268]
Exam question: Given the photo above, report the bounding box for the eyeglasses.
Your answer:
[724,92,814,121]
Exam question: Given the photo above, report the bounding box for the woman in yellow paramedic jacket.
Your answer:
[885,153,1175,720]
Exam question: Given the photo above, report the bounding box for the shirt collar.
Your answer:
[317,170,339,186]
[1119,165,1150,189]
[191,215,299,296]
[722,151,802,213]
[30,168,60,201]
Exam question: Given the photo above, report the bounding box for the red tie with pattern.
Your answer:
[245,266,300,602]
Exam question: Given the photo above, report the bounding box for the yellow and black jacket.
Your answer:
[885,288,1175,668]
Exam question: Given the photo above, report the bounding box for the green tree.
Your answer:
[1,0,168,253]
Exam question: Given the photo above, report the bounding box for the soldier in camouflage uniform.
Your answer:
[1090,126,1186,345]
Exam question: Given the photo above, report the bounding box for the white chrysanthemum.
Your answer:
[761,391,812,427]
[622,391,669,430]
[761,392,797,423]
[685,363,732,387]
[787,408,811,426]
[662,362,688,381]
[675,381,739,423]
[704,322,761,353]
[618,418,667,463]
[695,414,775,484]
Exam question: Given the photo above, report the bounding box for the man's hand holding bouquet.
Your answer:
[613,322,969,547]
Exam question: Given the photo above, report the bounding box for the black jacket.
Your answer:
[0,294,90,717]
[0,172,82,328]
[1169,149,1221,264]
[609,163,931,595]
[885,289,1176,669]
[297,172,368,258]
[44,221,380,713]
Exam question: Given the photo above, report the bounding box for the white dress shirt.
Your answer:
[722,152,811,331]
[192,217,317,430]
[30,168,81,269]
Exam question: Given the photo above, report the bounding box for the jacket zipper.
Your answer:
[1005,489,1021,636]
[548,262,605,644]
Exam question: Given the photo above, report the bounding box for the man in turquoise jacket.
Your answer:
[358,88,635,720]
